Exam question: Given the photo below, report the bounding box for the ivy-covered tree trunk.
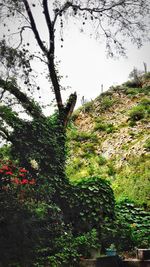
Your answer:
[0,80,76,217]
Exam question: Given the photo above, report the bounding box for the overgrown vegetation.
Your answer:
[128,97,150,123]
[0,158,115,266]
[0,0,150,264]
[116,200,150,249]
[67,74,150,211]
[94,122,116,133]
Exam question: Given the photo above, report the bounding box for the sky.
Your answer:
[55,25,150,108]
[30,26,150,114]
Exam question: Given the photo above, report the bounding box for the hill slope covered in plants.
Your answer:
[66,73,150,207]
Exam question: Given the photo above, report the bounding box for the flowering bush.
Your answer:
[0,160,36,188]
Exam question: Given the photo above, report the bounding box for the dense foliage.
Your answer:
[0,159,115,266]
[71,177,115,235]
[116,200,150,249]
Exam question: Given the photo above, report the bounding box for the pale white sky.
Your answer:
[55,26,150,109]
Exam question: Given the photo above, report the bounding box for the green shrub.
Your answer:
[101,96,115,110]
[129,105,145,121]
[71,177,115,235]
[47,229,99,266]
[74,131,94,142]
[115,200,150,249]
[83,143,96,154]
[94,122,116,133]
[128,120,136,127]
[67,128,95,142]
[97,155,107,166]
[94,122,107,131]
[140,97,150,107]
[100,212,134,252]
[125,88,140,95]
[125,86,150,96]
[144,138,150,151]
[71,158,83,170]
[140,98,150,115]
[106,123,116,133]
[124,80,140,88]
[142,86,150,95]
[107,163,116,176]
[128,98,150,122]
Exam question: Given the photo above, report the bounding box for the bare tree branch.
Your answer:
[22,0,48,55]
[53,1,72,27]
[42,1,64,113]
[42,0,53,51]
[14,26,32,49]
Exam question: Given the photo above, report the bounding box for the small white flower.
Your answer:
[30,159,39,170]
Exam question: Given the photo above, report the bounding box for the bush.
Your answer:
[101,200,150,252]
[144,138,150,151]
[100,213,134,252]
[115,200,150,249]
[124,80,140,88]
[140,98,150,114]
[140,97,150,107]
[125,86,150,96]
[125,88,140,95]
[46,229,99,266]
[94,122,107,131]
[128,98,150,123]
[129,105,145,121]
[69,131,96,142]
[107,163,116,176]
[71,177,115,235]
[97,155,107,166]
[83,143,96,155]
[101,96,115,110]
[94,122,116,133]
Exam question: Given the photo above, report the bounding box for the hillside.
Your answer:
[66,73,150,207]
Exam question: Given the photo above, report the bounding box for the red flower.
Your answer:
[5,171,13,175]
[0,170,4,173]
[19,168,28,173]
[19,173,25,177]
[21,179,28,184]
[2,165,10,171]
